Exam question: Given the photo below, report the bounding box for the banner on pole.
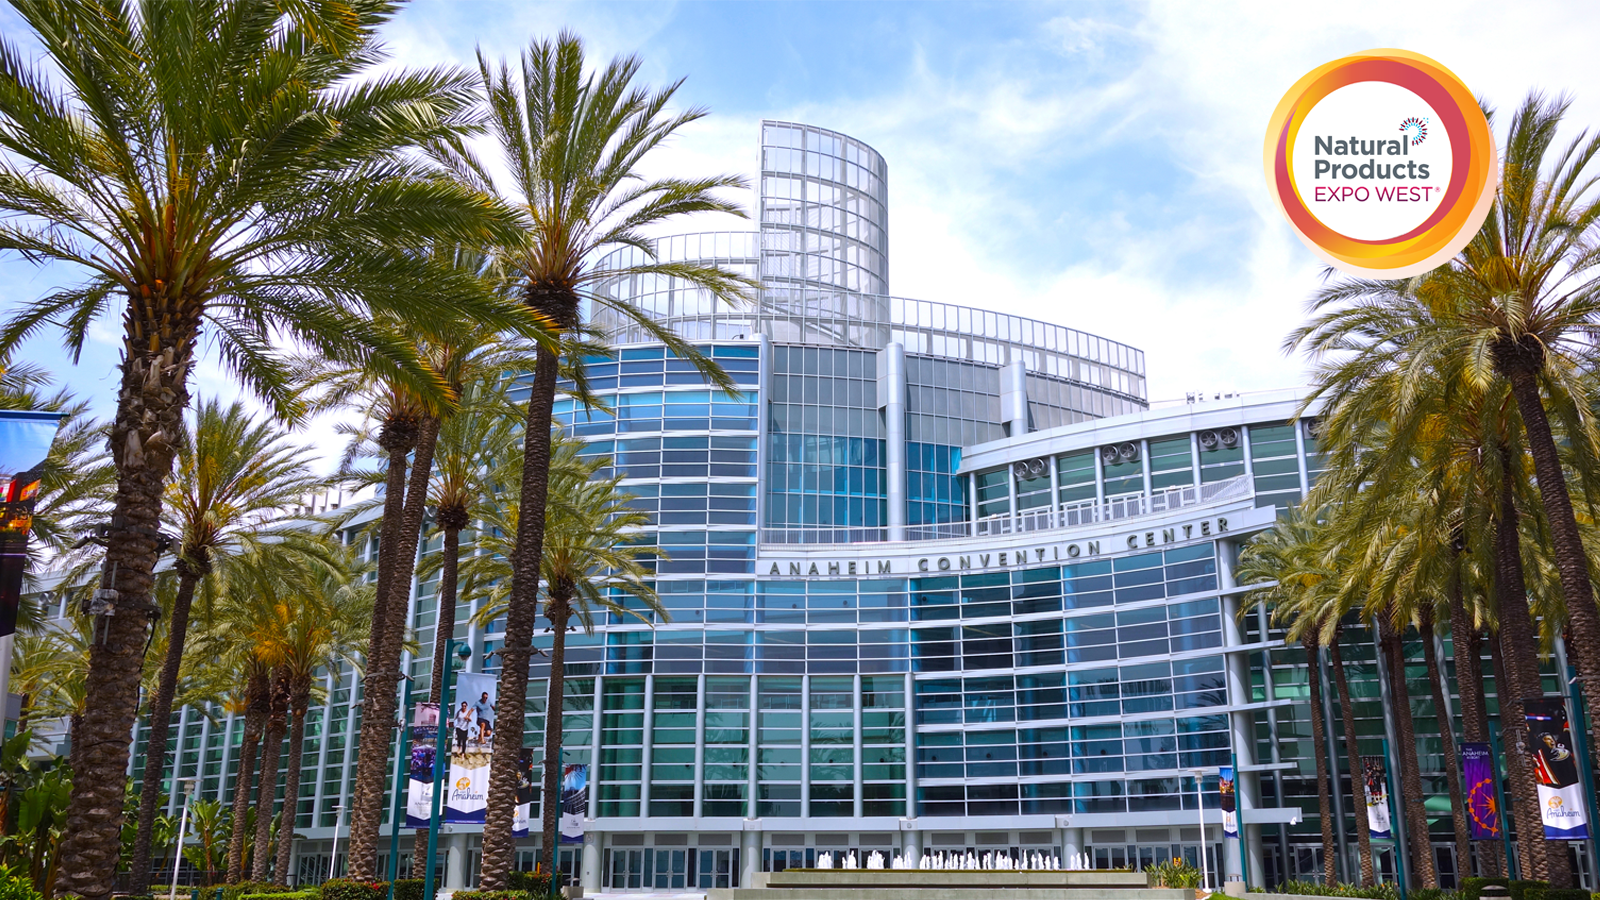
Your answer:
[1461,742,1501,840]
[1525,697,1590,840]
[515,747,534,837]
[559,763,588,843]
[405,673,505,826]
[1363,757,1393,839]
[442,672,498,823]
[1218,766,1238,839]
[404,703,439,828]
[0,410,61,640]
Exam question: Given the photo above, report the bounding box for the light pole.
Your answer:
[423,642,471,900]
[168,778,198,900]
[386,674,416,900]
[1193,769,1211,894]
[328,804,346,883]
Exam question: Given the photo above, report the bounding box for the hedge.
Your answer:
[1509,881,1550,900]
[242,892,316,900]
[319,880,388,900]
[390,879,423,900]
[449,891,534,900]
[507,871,552,895]
[1542,890,1589,900]
[221,884,296,900]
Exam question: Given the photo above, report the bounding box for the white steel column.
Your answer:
[880,342,907,541]
[1218,538,1264,885]
[693,673,707,818]
[852,673,863,819]
[640,674,655,814]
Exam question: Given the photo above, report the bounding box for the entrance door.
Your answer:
[1093,845,1128,869]
[697,849,739,888]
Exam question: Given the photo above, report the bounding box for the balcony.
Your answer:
[761,474,1253,545]
[972,473,1253,538]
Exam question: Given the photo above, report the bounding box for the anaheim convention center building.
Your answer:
[96,122,1550,893]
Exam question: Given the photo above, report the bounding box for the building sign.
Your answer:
[1363,757,1393,840]
[1461,742,1501,840]
[1264,49,1496,278]
[1525,697,1590,840]
[764,515,1235,577]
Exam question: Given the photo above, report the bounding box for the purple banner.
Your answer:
[1461,742,1501,840]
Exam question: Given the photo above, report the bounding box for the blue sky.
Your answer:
[8,1,1600,462]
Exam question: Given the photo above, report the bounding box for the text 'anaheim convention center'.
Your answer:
[108,121,1494,892]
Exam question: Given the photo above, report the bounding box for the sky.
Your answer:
[8,0,1600,465]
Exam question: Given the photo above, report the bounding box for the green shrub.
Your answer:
[0,873,43,900]
[221,883,295,900]
[1411,888,1457,900]
[1510,881,1550,900]
[242,892,316,900]
[318,880,387,900]
[1463,878,1511,900]
[506,872,551,895]
[1267,882,1399,900]
[391,879,423,900]
[1543,890,1588,900]
[450,891,534,900]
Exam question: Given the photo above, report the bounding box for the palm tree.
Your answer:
[463,431,663,883]
[1237,506,1340,885]
[473,33,752,885]
[129,400,329,888]
[223,661,270,884]
[1298,92,1600,796]
[318,313,545,880]
[258,554,372,883]
[404,377,522,870]
[0,3,529,892]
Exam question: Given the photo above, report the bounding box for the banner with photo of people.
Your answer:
[1461,742,1501,840]
[1363,757,1393,840]
[1218,766,1237,839]
[405,673,507,826]
[405,702,440,828]
[1525,697,1590,839]
[559,763,588,843]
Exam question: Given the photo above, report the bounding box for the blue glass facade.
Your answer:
[96,120,1491,895]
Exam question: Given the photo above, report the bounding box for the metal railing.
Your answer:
[759,473,1253,545]
[977,473,1252,538]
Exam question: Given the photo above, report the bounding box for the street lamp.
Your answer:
[328,804,346,883]
[386,673,417,900]
[1192,769,1211,895]
[169,778,198,900]
[422,642,472,900]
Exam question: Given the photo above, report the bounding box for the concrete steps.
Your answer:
[706,869,1193,900]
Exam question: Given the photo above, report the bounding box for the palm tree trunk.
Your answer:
[227,669,270,883]
[253,675,289,883]
[1330,637,1376,885]
[540,595,573,882]
[480,343,561,890]
[1304,633,1338,884]
[273,690,311,884]
[1502,362,1600,771]
[1421,606,1471,886]
[347,413,438,880]
[131,562,202,886]
[1379,620,1439,888]
[1492,468,1565,885]
[56,337,193,900]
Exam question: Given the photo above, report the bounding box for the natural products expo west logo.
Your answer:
[1264,49,1497,278]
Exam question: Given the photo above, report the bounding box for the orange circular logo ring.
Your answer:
[1264,49,1497,278]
